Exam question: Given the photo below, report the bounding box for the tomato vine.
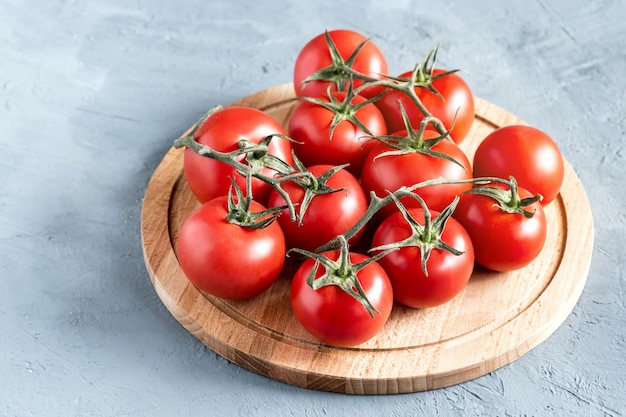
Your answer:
[173,28,552,340]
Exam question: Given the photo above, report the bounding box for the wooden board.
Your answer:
[140,83,594,394]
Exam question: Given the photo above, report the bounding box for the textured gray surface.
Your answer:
[1,0,625,415]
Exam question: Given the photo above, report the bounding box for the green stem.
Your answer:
[174,130,308,221]
[289,235,396,317]
[315,177,492,253]
[462,176,543,218]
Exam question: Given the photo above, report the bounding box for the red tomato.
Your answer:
[453,183,547,272]
[360,129,473,219]
[183,106,294,205]
[375,69,474,143]
[176,196,286,300]
[289,91,386,176]
[267,165,368,252]
[472,125,564,205]
[290,250,393,347]
[293,29,388,99]
[371,207,474,308]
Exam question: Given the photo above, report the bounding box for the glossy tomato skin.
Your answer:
[290,251,393,347]
[289,91,386,176]
[360,129,473,219]
[183,106,294,205]
[293,29,388,100]
[176,196,286,300]
[472,125,564,205]
[453,184,547,272]
[375,69,475,144]
[267,165,368,252]
[371,208,475,309]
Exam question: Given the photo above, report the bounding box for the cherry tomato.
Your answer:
[293,29,388,99]
[289,91,386,176]
[472,125,564,205]
[176,196,286,300]
[371,207,474,309]
[360,129,473,219]
[375,69,474,143]
[183,106,294,205]
[290,250,393,347]
[453,183,547,272]
[267,165,368,252]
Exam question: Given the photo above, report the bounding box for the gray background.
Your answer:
[1,0,624,416]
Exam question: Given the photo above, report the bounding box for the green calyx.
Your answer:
[359,44,461,137]
[240,135,296,177]
[463,176,543,218]
[370,103,465,171]
[301,30,375,93]
[289,235,395,318]
[289,154,348,226]
[225,176,286,230]
[369,193,464,276]
[297,82,382,140]
[373,44,459,100]
[406,43,460,100]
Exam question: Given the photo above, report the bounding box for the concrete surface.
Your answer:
[1,0,625,416]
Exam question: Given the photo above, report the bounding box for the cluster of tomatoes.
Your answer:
[173,29,565,347]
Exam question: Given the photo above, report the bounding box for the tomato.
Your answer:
[371,206,474,308]
[453,183,547,272]
[472,125,564,205]
[290,250,393,347]
[289,91,386,176]
[176,196,286,300]
[183,106,294,205]
[293,29,388,100]
[360,129,473,220]
[375,68,474,143]
[267,164,368,252]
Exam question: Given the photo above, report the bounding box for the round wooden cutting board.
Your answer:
[141,83,594,394]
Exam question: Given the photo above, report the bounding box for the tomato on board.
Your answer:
[290,250,393,347]
[360,129,473,220]
[472,125,564,205]
[371,206,475,309]
[288,91,386,176]
[293,29,389,100]
[374,68,475,144]
[183,106,294,205]
[453,183,547,272]
[176,195,286,300]
[267,164,368,252]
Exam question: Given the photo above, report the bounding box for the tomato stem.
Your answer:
[288,235,395,317]
[173,110,309,222]
[347,44,459,137]
[462,176,543,218]
[224,175,287,229]
[287,154,349,226]
[296,81,384,140]
[367,107,466,171]
[301,30,375,94]
[315,177,489,253]
[369,193,464,276]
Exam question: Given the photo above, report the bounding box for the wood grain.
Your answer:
[140,83,594,394]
